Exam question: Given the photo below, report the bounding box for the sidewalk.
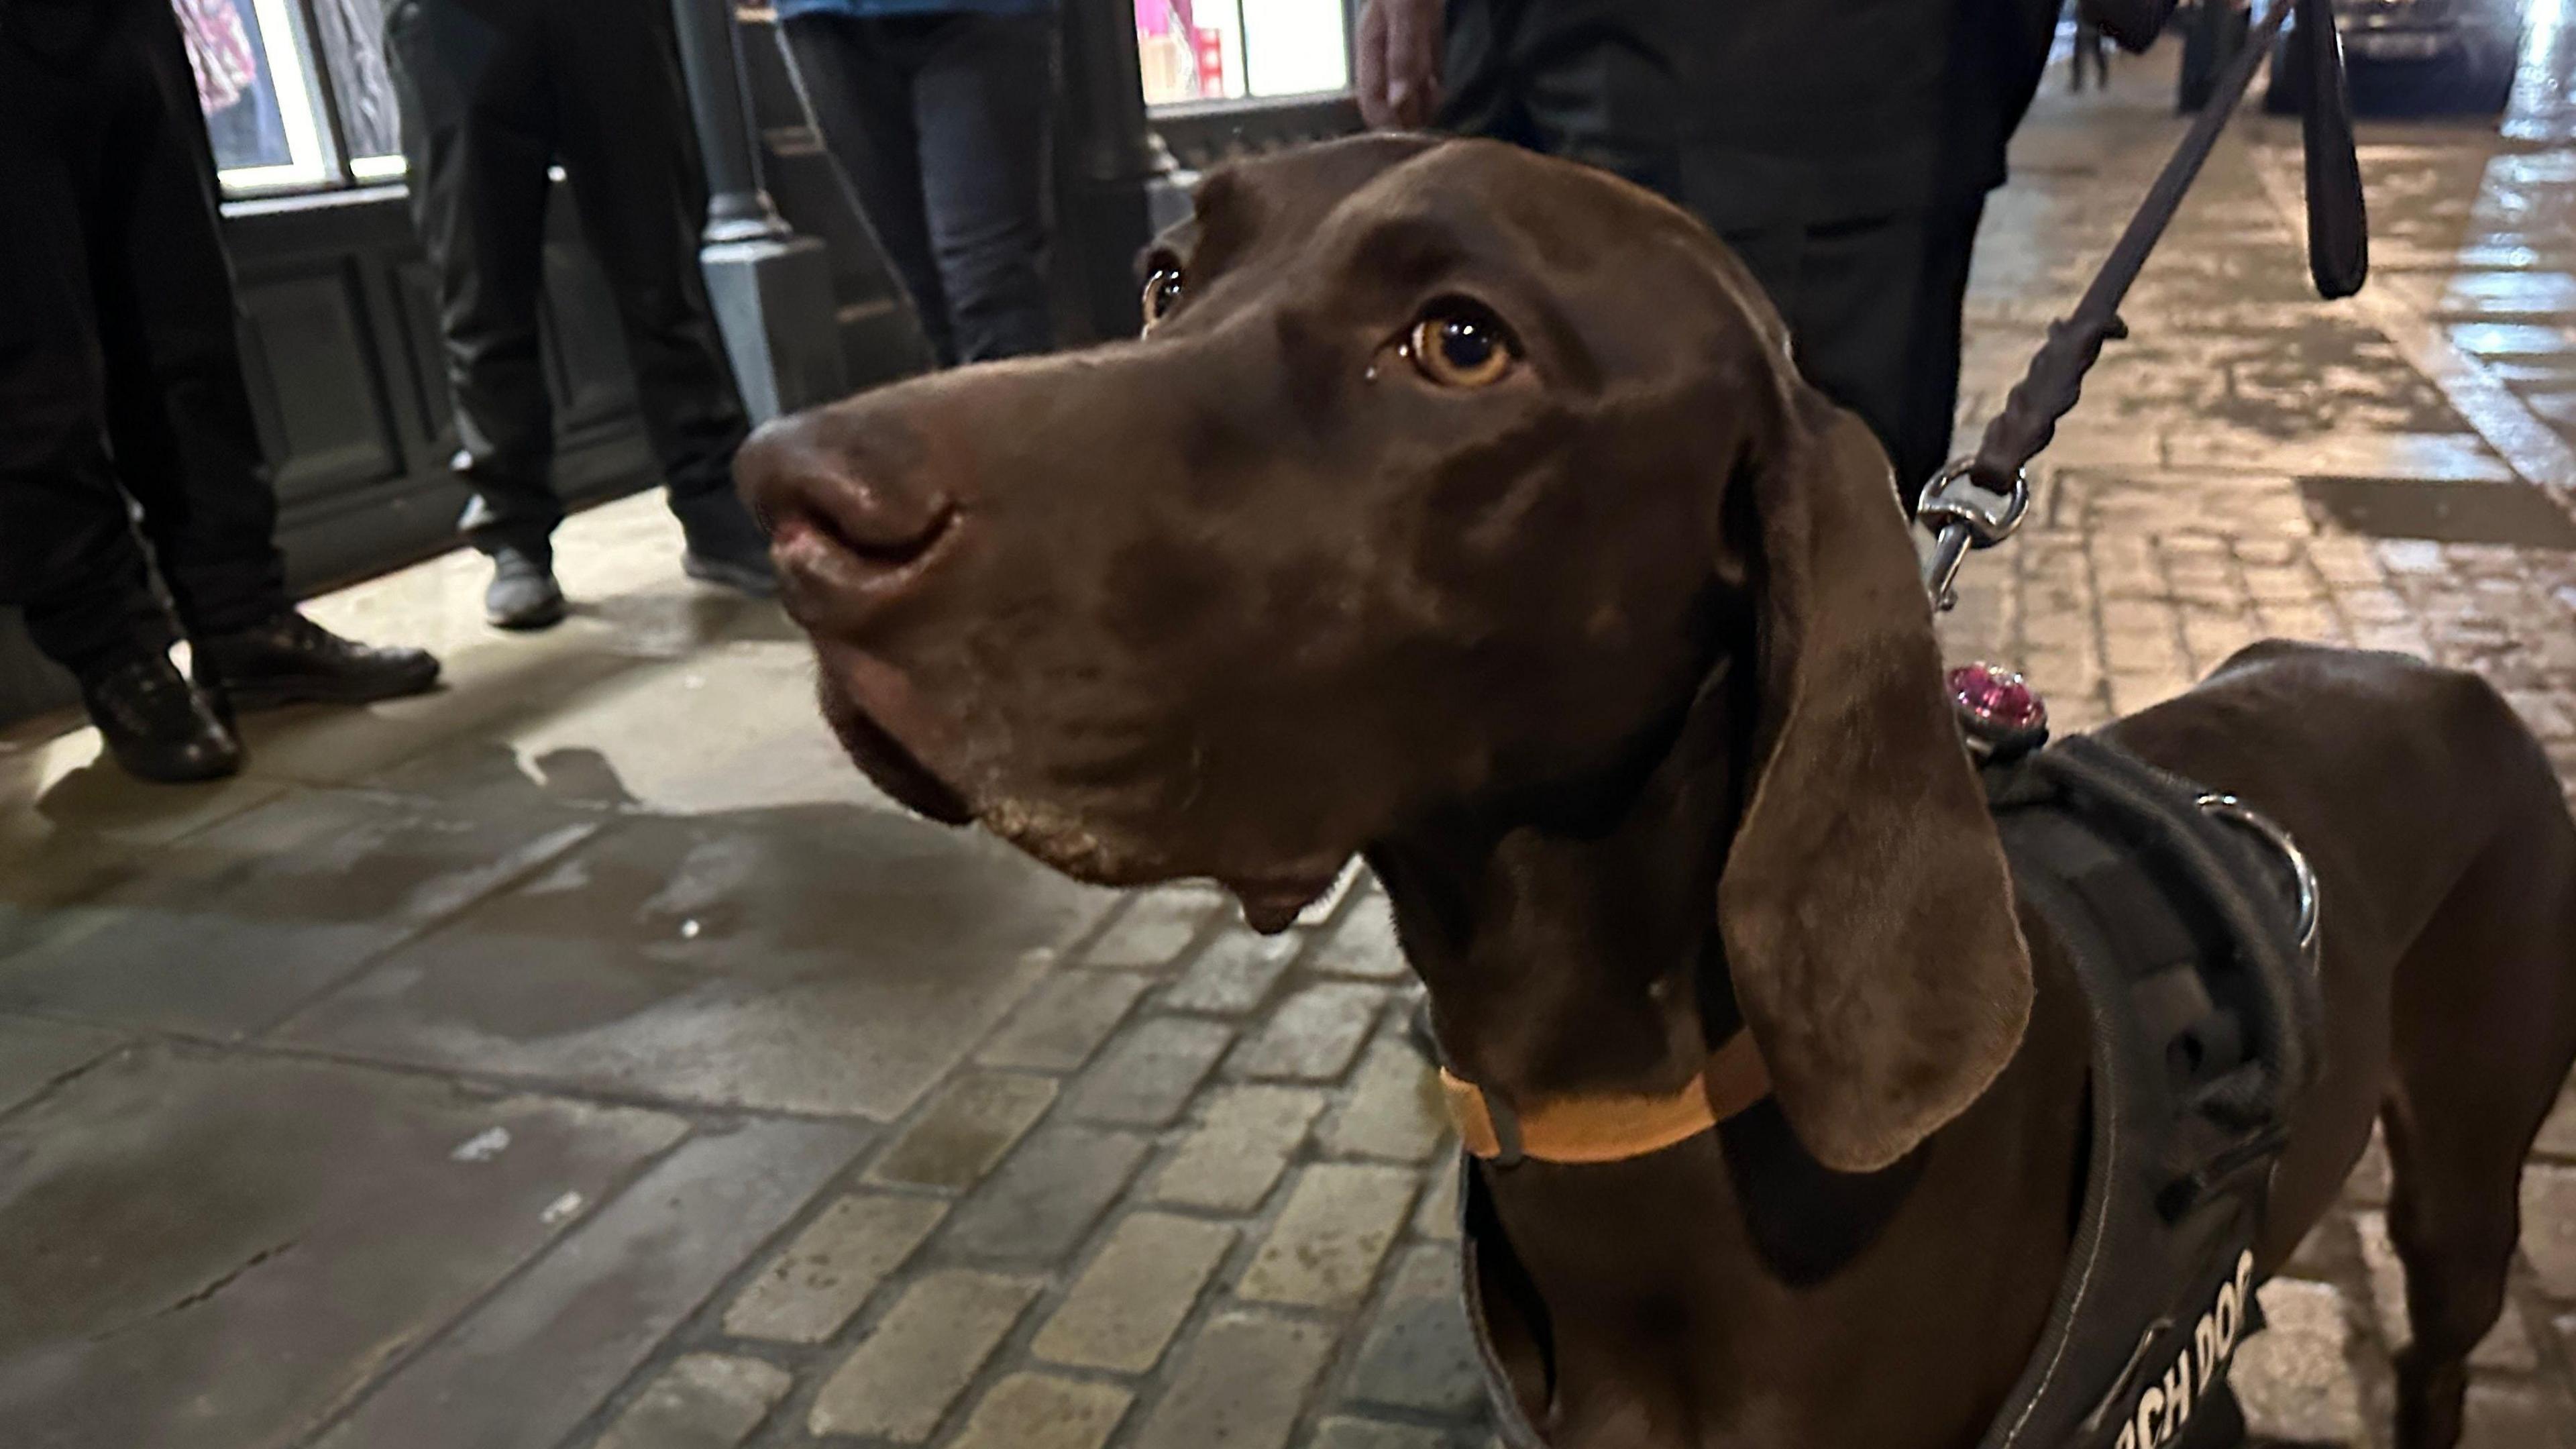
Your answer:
[6,39,2576,1449]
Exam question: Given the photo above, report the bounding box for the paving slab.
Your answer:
[865,1071,1061,1191]
[723,1191,948,1344]
[592,1352,793,1449]
[0,1044,688,1449]
[0,822,150,963]
[806,1269,1040,1441]
[936,1124,1151,1264]
[370,645,903,816]
[0,735,285,850]
[1032,1211,1236,1372]
[0,1016,123,1116]
[0,786,596,1036]
[949,1373,1134,1449]
[229,635,643,791]
[278,809,1108,1118]
[1344,1247,1485,1415]
[313,1116,863,1449]
[1130,1311,1336,1449]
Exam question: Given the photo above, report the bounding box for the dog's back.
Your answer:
[2104,641,2576,1449]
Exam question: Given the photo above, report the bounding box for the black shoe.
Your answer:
[195,610,442,710]
[79,652,242,784]
[676,493,779,598]
[485,547,567,631]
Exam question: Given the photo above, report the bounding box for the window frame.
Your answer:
[213,0,410,199]
[1137,0,1362,115]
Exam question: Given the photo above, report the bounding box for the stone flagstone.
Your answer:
[807,1271,1042,1442]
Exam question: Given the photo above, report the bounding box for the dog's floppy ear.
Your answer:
[1715,385,2033,1174]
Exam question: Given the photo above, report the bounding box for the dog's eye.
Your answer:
[1141,266,1185,332]
[1405,305,1517,388]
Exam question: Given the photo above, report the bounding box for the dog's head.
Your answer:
[741,136,2029,1171]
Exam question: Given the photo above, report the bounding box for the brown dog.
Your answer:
[738,134,2576,1449]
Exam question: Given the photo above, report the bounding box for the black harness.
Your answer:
[1456,732,2322,1449]
[1975,733,2321,1449]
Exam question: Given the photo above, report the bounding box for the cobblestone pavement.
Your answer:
[11,31,2576,1449]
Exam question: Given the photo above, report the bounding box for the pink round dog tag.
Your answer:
[1948,662,2048,759]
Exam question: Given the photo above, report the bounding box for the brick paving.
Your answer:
[10,36,2576,1449]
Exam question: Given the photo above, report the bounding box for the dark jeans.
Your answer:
[784,11,1057,367]
[0,0,290,676]
[1438,0,1991,506]
[386,0,751,556]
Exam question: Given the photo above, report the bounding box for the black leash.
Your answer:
[1918,0,2368,608]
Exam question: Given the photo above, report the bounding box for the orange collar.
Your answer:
[1438,1032,1770,1166]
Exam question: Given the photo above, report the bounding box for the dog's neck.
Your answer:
[1365,682,2084,1448]
[1371,662,1746,1107]
[1370,788,1727,1110]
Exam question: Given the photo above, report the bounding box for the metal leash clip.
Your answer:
[1915,460,2030,612]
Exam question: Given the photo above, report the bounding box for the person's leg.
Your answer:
[1783,198,1988,508]
[784,13,953,366]
[0,12,246,781]
[386,0,565,559]
[0,23,174,679]
[910,13,1057,363]
[549,0,765,580]
[97,0,290,640]
[87,4,442,710]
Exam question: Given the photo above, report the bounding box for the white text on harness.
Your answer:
[2112,1250,2256,1449]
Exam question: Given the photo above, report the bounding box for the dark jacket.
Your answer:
[1446,0,2065,228]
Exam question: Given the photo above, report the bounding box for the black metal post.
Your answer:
[671,0,792,244]
[669,0,846,419]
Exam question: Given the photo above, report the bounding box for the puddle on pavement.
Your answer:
[2298,474,2576,549]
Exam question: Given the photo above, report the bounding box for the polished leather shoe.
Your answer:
[677,494,779,598]
[195,610,443,710]
[80,653,242,784]
[485,547,567,631]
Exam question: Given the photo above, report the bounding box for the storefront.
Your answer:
[0,0,1362,725]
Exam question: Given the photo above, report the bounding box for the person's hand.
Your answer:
[1356,0,1443,129]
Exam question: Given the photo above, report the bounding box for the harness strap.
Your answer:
[1440,1032,1770,1166]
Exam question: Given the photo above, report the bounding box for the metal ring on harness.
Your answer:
[1916,460,2031,612]
[2194,794,2320,955]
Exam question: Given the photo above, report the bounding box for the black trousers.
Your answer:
[0,0,290,676]
[782,11,1057,368]
[1725,201,1988,502]
[1438,3,1989,504]
[386,0,750,555]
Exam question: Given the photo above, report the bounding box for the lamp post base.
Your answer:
[700,233,851,423]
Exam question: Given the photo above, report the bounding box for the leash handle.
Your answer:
[2294,0,2369,299]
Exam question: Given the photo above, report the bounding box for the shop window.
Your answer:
[183,0,338,193]
[312,0,409,179]
[1138,0,1348,106]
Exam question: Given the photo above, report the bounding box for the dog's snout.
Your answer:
[739,413,959,612]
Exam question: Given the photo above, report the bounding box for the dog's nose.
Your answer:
[737,411,959,597]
